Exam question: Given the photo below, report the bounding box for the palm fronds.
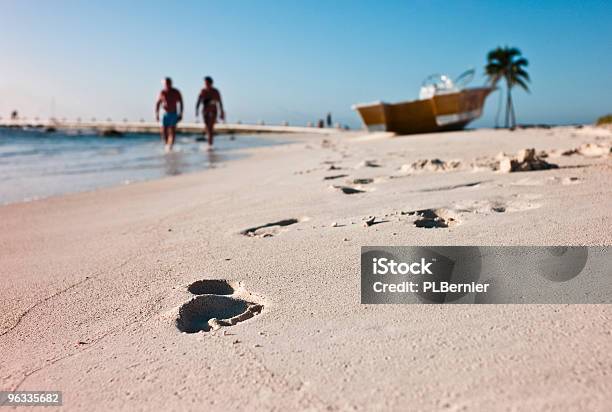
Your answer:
[486,46,530,128]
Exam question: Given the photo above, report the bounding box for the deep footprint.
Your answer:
[188,279,235,295]
[409,209,459,228]
[176,295,263,333]
[241,218,299,237]
[333,185,365,194]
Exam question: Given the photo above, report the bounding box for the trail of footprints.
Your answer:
[241,153,551,236]
[327,159,380,195]
[176,280,264,333]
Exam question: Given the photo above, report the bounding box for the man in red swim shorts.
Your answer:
[196,76,225,149]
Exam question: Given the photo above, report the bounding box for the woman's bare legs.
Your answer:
[203,112,216,149]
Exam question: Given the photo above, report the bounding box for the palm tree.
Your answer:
[485,47,530,129]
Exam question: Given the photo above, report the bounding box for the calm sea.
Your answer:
[0,128,286,204]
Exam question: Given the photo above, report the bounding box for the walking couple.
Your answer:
[155,76,224,152]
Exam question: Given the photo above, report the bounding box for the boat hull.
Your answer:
[353,87,493,135]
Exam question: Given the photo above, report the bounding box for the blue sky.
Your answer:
[1,0,610,128]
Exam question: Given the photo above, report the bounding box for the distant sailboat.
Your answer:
[352,70,494,135]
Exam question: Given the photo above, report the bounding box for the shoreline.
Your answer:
[1,125,611,410]
[0,131,300,206]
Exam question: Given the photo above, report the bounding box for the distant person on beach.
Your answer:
[196,76,225,149]
[155,77,183,152]
[326,112,332,127]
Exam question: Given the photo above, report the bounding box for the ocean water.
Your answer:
[0,128,286,205]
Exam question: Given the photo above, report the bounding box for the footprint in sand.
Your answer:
[323,174,349,180]
[331,185,367,194]
[404,197,542,228]
[351,178,374,185]
[454,198,542,214]
[417,181,485,192]
[405,209,460,228]
[356,160,382,168]
[241,218,304,238]
[176,280,264,333]
[188,279,236,295]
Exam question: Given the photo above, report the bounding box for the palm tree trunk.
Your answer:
[494,89,502,128]
[510,93,516,128]
[505,85,511,129]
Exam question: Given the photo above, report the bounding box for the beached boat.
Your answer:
[352,71,494,135]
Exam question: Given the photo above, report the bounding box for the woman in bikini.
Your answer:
[196,76,225,149]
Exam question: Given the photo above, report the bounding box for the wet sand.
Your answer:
[1,126,611,411]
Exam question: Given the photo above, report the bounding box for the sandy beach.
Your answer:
[1,126,611,411]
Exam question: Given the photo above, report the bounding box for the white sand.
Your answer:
[1,126,611,411]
